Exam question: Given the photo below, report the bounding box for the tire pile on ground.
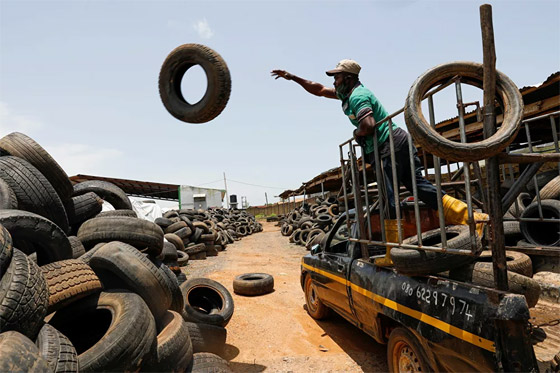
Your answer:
[156,208,262,262]
[0,132,233,372]
[279,196,341,250]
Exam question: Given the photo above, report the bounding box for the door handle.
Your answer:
[337,264,345,272]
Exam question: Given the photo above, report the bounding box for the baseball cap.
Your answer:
[326,59,361,76]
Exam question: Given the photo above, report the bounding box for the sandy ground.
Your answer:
[184,221,388,373]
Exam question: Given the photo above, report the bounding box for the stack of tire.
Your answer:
[503,170,560,248]
[0,132,233,372]
[155,208,262,261]
[279,196,341,250]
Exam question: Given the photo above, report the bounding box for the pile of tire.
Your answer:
[155,208,262,261]
[0,132,233,372]
[279,196,341,250]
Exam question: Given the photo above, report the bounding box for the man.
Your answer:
[272,59,487,266]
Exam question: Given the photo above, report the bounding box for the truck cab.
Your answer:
[301,212,539,372]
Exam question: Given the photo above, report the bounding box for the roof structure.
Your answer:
[70,174,180,200]
[279,71,560,199]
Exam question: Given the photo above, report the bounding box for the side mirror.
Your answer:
[310,244,321,255]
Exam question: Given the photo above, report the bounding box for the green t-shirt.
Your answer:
[341,84,397,154]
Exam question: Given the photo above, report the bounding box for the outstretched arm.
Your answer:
[271,70,337,99]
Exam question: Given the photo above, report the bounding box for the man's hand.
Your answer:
[271,70,293,80]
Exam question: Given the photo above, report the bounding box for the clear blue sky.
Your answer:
[1,0,558,207]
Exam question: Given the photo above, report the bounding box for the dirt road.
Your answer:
[184,221,387,372]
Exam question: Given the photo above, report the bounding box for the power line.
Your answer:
[227,178,287,190]
[196,179,224,186]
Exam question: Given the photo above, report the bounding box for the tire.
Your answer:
[185,322,227,356]
[387,327,432,373]
[163,210,179,219]
[176,272,187,285]
[327,204,339,217]
[155,217,174,228]
[73,180,132,210]
[186,243,206,255]
[77,242,107,265]
[449,262,540,307]
[233,273,274,296]
[503,221,523,245]
[304,274,329,320]
[165,220,188,234]
[41,259,102,314]
[159,262,185,314]
[0,209,72,265]
[0,156,69,232]
[96,209,137,218]
[391,225,481,276]
[306,230,325,250]
[536,175,560,201]
[159,43,231,124]
[0,223,13,275]
[0,132,73,200]
[160,241,179,263]
[0,178,18,209]
[404,62,524,162]
[64,192,103,227]
[49,290,157,372]
[0,248,48,339]
[88,241,174,320]
[527,170,558,194]
[181,277,234,327]
[68,236,86,259]
[206,245,219,256]
[191,227,203,243]
[144,310,193,372]
[193,221,210,234]
[187,352,232,373]
[77,216,164,256]
[520,199,560,246]
[0,331,50,372]
[174,227,193,240]
[475,250,533,277]
[35,324,79,373]
[507,192,532,218]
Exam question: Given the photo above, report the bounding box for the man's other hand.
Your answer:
[271,70,293,80]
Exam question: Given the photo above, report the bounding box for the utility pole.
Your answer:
[223,172,229,209]
[265,192,269,206]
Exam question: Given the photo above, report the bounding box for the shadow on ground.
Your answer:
[307,305,388,372]
[228,361,267,372]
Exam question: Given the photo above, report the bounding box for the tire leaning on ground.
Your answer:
[449,262,541,307]
[73,180,132,210]
[475,250,533,277]
[159,43,231,124]
[391,225,481,276]
[77,216,164,256]
[40,259,103,314]
[404,62,524,162]
[535,175,560,202]
[0,248,49,339]
[35,324,79,373]
[0,331,50,372]
[49,290,157,372]
[144,310,193,372]
[520,199,560,247]
[180,277,234,327]
[233,273,274,296]
[88,241,174,320]
[185,322,227,356]
[0,132,73,200]
[187,352,232,373]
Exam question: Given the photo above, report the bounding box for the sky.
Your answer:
[1,0,559,208]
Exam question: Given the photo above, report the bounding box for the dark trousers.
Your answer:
[365,139,442,218]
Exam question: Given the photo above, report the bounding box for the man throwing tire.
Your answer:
[271,59,487,266]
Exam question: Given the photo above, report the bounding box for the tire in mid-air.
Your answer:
[159,44,231,124]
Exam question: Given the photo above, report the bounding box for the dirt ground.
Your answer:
[184,221,388,373]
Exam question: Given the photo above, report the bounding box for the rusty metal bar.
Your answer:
[408,133,423,245]
[501,161,543,214]
[455,80,477,251]
[358,145,373,241]
[387,120,403,244]
[348,238,474,255]
[339,145,352,237]
[348,144,369,259]
[428,96,447,249]
[373,132,387,244]
[481,4,508,292]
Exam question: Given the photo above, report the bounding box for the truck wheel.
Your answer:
[304,275,329,320]
[159,44,231,124]
[404,61,523,162]
[387,327,431,373]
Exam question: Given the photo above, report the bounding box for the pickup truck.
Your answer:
[300,210,539,372]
